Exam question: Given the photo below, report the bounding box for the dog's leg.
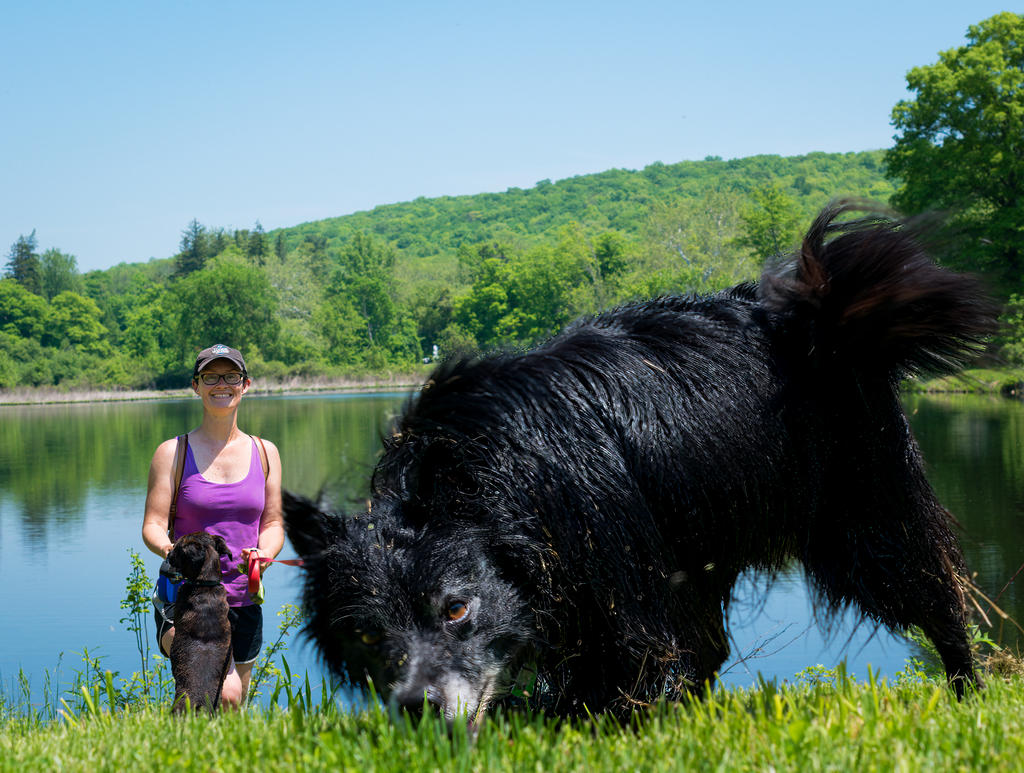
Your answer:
[548,581,729,715]
[803,500,978,695]
[798,391,981,695]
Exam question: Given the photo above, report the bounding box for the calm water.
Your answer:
[1,391,1023,706]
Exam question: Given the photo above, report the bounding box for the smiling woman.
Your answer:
[140,343,285,710]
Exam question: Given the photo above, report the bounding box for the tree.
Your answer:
[593,232,630,282]
[247,221,267,265]
[453,236,596,348]
[735,183,801,259]
[208,228,229,257]
[318,232,422,365]
[175,219,210,276]
[5,231,41,294]
[300,233,330,279]
[639,189,752,295]
[45,291,109,354]
[339,231,394,282]
[885,12,1024,291]
[410,285,455,354]
[313,294,365,366]
[170,256,280,359]
[39,248,83,300]
[0,278,48,338]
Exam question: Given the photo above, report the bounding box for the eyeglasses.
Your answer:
[198,372,245,386]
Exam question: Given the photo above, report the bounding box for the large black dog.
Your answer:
[285,201,997,720]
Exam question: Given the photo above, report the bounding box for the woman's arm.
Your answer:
[141,438,179,559]
[256,438,285,562]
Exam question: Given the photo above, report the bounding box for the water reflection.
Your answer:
[906,393,1024,649]
[0,393,408,542]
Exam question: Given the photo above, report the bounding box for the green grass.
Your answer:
[906,366,1024,396]
[3,668,1024,771]
[6,535,1019,770]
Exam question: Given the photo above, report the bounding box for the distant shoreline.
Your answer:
[3,367,1022,407]
[904,367,1024,400]
[0,374,423,407]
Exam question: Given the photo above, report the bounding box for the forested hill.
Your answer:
[277,150,893,283]
[1,150,896,390]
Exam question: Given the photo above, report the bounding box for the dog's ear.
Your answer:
[213,535,231,559]
[283,489,346,558]
[166,543,182,569]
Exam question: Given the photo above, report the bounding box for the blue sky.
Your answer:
[0,1,1010,273]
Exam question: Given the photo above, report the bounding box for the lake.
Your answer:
[1,390,1022,707]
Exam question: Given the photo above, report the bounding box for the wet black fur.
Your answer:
[167,531,233,714]
[285,201,997,716]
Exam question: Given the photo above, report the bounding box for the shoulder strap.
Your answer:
[168,433,189,540]
[254,436,269,481]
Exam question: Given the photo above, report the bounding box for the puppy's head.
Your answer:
[168,531,232,581]
[284,491,534,723]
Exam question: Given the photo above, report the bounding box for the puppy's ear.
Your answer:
[166,543,182,569]
[284,489,346,558]
[214,535,231,559]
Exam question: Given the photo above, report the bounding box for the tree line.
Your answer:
[0,164,871,390]
[0,164,991,389]
[2,12,1021,391]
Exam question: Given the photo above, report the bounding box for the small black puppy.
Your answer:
[285,201,997,720]
[167,531,233,714]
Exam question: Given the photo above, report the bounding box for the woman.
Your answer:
[142,344,284,707]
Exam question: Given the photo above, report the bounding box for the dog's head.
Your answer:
[284,491,535,722]
[168,531,232,581]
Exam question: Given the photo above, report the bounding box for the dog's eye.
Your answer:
[447,601,469,622]
[359,630,382,646]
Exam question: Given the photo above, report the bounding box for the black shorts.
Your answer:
[154,603,264,665]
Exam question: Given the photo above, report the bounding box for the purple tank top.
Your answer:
[174,436,265,606]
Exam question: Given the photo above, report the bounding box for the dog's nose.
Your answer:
[391,688,443,721]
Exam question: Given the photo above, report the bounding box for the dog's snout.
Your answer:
[391,688,443,720]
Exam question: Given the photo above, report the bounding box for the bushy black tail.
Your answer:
[759,200,999,376]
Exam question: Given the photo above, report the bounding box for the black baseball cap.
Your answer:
[193,344,247,377]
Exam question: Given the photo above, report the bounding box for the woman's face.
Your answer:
[192,359,250,412]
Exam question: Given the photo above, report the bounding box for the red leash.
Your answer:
[246,552,304,594]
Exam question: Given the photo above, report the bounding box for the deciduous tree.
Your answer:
[39,248,83,300]
[169,256,280,358]
[46,291,109,354]
[735,183,801,259]
[0,278,47,338]
[885,12,1024,291]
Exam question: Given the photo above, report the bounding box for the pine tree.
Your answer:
[248,221,267,265]
[175,219,209,276]
[4,230,42,295]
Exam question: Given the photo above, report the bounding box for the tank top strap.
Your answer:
[245,436,262,479]
[182,439,200,478]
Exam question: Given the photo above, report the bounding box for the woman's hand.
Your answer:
[240,547,267,575]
